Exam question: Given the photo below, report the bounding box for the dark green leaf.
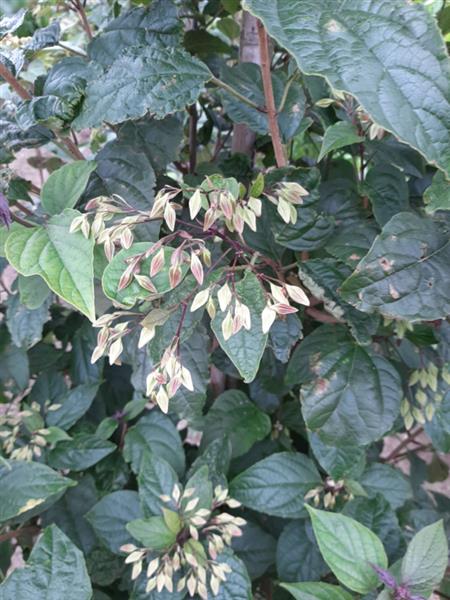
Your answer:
[0,460,76,524]
[287,325,402,445]
[424,170,450,213]
[244,0,450,175]
[230,452,321,518]
[6,293,51,349]
[86,490,143,554]
[201,390,271,458]
[232,521,276,579]
[340,213,450,321]
[276,519,327,583]
[0,525,91,600]
[46,383,100,431]
[75,47,211,128]
[359,463,412,510]
[138,453,179,516]
[48,434,115,471]
[123,411,185,475]
[364,164,409,227]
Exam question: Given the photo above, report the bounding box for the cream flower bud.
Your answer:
[285,284,310,306]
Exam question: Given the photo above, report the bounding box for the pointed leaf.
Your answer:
[6,209,95,320]
[281,582,353,600]
[306,506,388,594]
[41,161,96,216]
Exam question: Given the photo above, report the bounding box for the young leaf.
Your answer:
[41,161,96,216]
[281,582,353,600]
[211,270,268,383]
[317,121,364,162]
[126,516,178,550]
[6,209,95,320]
[305,506,388,594]
[230,452,321,518]
[340,213,450,322]
[400,520,448,597]
[0,460,76,524]
[0,525,92,600]
[243,0,450,175]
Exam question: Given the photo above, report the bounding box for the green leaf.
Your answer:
[201,390,271,458]
[41,474,98,555]
[6,293,51,349]
[318,121,364,162]
[230,452,321,518]
[85,139,156,214]
[298,258,379,345]
[220,63,306,140]
[182,466,213,514]
[281,582,353,600]
[117,115,183,171]
[18,274,50,309]
[400,520,448,597]
[88,0,181,67]
[424,170,450,213]
[75,46,211,128]
[243,0,450,175]
[6,209,95,320]
[425,390,450,452]
[102,242,188,308]
[359,463,412,510]
[86,490,143,554]
[41,161,96,216]
[46,383,100,431]
[48,434,115,471]
[364,164,409,227]
[287,325,402,445]
[340,213,450,322]
[0,460,76,524]
[343,496,402,561]
[211,270,268,383]
[276,519,327,583]
[309,433,366,480]
[305,506,388,594]
[232,521,276,580]
[123,411,185,476]
[138,453,179,516]
[0,525,91,600]
[126,516,177,550]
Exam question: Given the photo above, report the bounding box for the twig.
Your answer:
[210,76,263,112]
[188,104,198,174]
[0,63,31,100]
[306,307,340,324]
[70,0,93,39]
[382,427,424,463]
[257,21,287,168]
[0,526,40,544]
[11,212,35,228]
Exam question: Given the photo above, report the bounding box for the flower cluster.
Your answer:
[146,342,194,413]
[265,181,308,225]
[304,477,353,510]
[189,184,262,234]
[261,281,310,333]
[121,485,245,599]
[0,401,53,461]
[401,363,448,429]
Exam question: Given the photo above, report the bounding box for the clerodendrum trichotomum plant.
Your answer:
[0,0,449,598]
